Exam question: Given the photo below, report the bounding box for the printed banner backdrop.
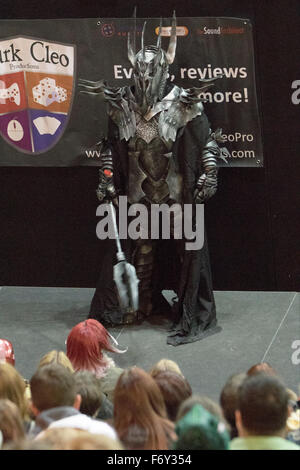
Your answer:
[0,17,263,167]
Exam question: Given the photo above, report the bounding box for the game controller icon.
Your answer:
[0,81,21,106]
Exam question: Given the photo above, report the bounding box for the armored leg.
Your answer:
[132,238,156,318]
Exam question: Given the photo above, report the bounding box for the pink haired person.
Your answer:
[66,319,126,401]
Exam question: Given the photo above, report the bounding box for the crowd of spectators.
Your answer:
[0,319,299,451]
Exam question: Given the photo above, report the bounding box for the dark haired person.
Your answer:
[220,372,247,438]
[29,364,116,439]
[74,370,113,420]
[230,374,299,450]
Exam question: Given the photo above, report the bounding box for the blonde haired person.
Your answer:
[38,350,74,373]
[149,359,184,378]
[36,427,124,450]
[23,351,74,418]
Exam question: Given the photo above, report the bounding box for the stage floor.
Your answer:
[0,287,299,401]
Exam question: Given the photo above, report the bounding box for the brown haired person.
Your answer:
[0,363,32,433]
[220,372,247,438]
[247,362,277,376]
[231,374,299,450]
[113,367,176,450]
[152,370,192,421]
[0,399,25,446]
[29,363,116,440]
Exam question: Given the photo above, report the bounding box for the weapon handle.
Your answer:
[109,202,124,257]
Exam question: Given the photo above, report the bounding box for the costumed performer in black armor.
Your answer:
[80,13,228,346]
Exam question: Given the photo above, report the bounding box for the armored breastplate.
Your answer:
[98,84,207,204]
[127,113,183,204]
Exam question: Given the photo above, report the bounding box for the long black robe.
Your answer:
[89,99,220,345]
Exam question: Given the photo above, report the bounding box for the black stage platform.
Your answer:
[0,287,299,400]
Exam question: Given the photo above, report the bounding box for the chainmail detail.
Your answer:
[136,114,160,144]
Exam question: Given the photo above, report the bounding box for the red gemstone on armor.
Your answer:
[104,169,113,177]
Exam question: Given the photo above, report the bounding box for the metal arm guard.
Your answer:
[96,140,117,202]
[194,129,228,204]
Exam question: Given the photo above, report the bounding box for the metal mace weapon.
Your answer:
[109,202,139,312]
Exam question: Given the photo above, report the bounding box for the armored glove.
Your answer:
[96,141,117,202]
[194,168,218,204]
[194,129,228,204]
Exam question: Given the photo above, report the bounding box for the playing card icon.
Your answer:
[33,116,61,135]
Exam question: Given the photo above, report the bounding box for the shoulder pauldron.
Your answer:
[106,84,211,143]
[104,86,137,141]
[79,78,212,143]
[157,86,205,142]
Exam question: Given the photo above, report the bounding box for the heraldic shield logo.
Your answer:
[0,37,75,154]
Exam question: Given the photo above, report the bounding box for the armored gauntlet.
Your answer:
[194,129,228,204]
[96,141,117,202]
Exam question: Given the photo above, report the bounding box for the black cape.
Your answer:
[89,97,219,345]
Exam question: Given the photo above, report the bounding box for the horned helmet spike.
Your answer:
[141,21,147,55]
[166,10,177,65]
[156,18,162,48]
[128,7,137,66]
[128,34,136,66]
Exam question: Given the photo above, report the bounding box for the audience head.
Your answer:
[2,438,53,450]
[173,404,230,450]
[38,350,74,373]
[177,394,225,423]
[30,363,81,415]
[235,374,290,437]
[149,359,183,378]
[73,370,104,417]
[66,432,123,450]
[0,339,15,366]
[0,363,29,421]
[36,427,123,450]
[66,319,124,377]
[114,366,175,450]
[247,362,277,377]
[0,399,25,446]
[286,388,298,403]
[152,370,192,421]
[220,372,247,438]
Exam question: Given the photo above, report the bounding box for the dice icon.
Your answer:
[32,77,67,107]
